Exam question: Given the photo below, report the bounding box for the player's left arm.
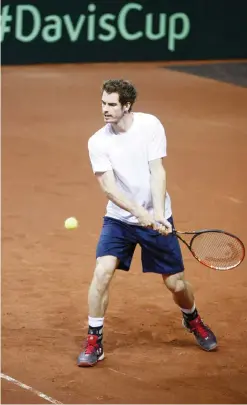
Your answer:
[149,157,166,219]
[149,158,171,233]
[148,118,172,233]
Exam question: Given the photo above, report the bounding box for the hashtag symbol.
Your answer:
[0,5,12,42]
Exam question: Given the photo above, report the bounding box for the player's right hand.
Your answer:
[134,207,156,228]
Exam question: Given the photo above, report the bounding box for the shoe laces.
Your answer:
[84,335,99,354]
[189,316,209,338]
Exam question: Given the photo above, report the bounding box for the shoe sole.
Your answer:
[182,320,218,352]
[77,353,105,367]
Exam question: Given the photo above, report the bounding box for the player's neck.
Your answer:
[112,112,134,134]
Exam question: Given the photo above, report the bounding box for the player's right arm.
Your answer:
[88,135,154,227]
[96,171,154,227]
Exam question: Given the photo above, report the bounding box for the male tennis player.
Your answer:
[77,79,217,367]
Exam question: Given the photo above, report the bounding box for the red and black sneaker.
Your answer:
[183,315,217,351]
[77,335,104,367]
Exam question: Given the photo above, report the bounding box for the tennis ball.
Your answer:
[64,217,79,230]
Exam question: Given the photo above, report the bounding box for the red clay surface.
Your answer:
[2,62,247,404]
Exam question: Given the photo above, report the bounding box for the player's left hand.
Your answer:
[153,216,172,235]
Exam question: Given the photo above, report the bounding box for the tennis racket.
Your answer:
[173,229,245,271]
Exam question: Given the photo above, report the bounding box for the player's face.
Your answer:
[101,91,127,123]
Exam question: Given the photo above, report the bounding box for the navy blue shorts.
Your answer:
[96,216,184,275]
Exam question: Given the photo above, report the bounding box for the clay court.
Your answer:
[2,61,247,404]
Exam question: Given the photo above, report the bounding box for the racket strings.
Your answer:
[191,232,244,270]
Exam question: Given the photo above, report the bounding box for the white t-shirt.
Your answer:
[88,112,172,223]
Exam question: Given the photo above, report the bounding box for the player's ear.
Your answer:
[124,102,131,113]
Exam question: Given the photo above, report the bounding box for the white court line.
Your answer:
[108,367,143,381]
[1,373,63,404]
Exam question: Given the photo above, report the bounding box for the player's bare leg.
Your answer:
[77,256,118,367]
[88,256,118,317]
[162,272,217,351]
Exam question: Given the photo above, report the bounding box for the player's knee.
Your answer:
[94,264,113,287]
[173,279,186,294]
[93,257,117,289]
[163,273,186,294]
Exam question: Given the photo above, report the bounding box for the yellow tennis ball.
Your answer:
[64,217,79,230]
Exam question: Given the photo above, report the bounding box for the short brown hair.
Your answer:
[102,79,137,112]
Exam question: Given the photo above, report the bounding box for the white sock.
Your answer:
[180,303,196,314]
[88,316,104,328]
